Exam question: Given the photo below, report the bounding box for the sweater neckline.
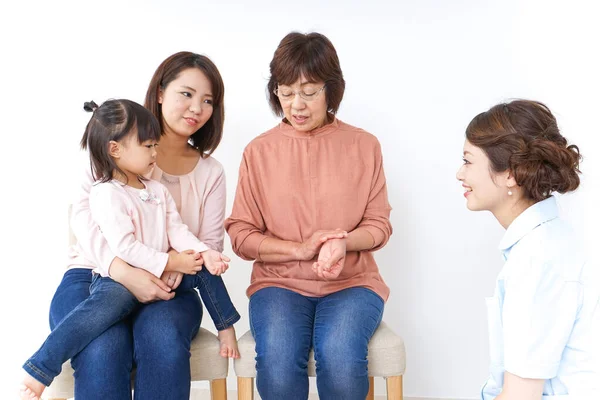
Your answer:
[278,117,340,139]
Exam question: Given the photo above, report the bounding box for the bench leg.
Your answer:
[386,375,403,400]
[367,376,375,400]
[237,377,254,400]
[210,378,227,400]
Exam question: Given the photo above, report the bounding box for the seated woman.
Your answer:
[456,99,599,399]
[225,32,393,399]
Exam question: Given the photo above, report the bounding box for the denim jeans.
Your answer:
[249,286,384,400]
[34,267,238,399]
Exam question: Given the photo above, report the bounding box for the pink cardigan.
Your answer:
[67,155,226,277]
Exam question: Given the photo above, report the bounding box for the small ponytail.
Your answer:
[83,100,99,112]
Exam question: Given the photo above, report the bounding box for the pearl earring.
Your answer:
[508,189,513,196]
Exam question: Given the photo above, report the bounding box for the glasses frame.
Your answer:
[273,84,326,102]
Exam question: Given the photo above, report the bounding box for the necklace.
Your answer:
[161,172,180,184]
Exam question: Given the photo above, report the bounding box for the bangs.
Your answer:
[126,101,161,143]
[274,45,326,85]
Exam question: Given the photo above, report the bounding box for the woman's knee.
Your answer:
[71,320,132,377]
[132,291,202,366]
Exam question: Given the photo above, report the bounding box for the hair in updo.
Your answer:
[466,99,581,202]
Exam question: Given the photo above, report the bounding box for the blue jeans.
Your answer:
[249,287,384,400]
[32,268,238,399]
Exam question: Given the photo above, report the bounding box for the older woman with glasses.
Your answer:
[225,32,393,400]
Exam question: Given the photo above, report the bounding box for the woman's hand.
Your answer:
[109,257,175,303]
[312,238,346,280]
[296,229,348,261]
[160,271,183,290]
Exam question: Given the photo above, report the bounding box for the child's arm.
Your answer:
[89,183,202,278]
[70,165,118,276]
[162,186,231,275]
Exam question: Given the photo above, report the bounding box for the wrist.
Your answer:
[108,257,129,283]
[166,253,177,271]
[294,241,312,261]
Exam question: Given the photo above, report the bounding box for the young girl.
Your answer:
[20,99,236,400]
[456,99,599,399]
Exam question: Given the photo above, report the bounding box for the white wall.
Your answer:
[1,0,598,398]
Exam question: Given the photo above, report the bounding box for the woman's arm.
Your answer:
[257,230,348,262]
[495,372,544,400]
[352,139,392,251]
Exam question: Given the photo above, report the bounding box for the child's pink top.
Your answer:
[88,179,209,278]
[67,155,226,277]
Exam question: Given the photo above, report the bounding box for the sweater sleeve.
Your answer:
[197,163,226,252]
[224,152,269,261]
[163,185,210,253]
[70,165,116,276]
[357,140,392,250]
[89,183,169,278]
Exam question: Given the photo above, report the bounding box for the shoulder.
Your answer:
[336,120,382,149]
[89,181,129,209]
[197,155,225,175]
[243,124,284,156]
[90,181,122,197]
[510,218,585,281]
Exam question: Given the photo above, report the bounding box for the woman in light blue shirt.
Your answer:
[456,100,599,399]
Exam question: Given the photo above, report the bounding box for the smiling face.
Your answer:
[158,67,214,139]
[277,74,329,133]
[456,140,512,213]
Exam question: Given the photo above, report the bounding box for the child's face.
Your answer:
[456,140,509,213]
[118,134,158,177]
[158,67,214,138]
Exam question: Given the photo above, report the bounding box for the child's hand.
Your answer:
[160,271,183,289]
[166,250,204,275]
[202,249,231,276]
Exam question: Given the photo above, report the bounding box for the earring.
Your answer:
[508,189,513,196]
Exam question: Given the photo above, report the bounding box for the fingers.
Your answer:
[172,273,183,290]
[220,254,231,262]
[318,231,348,243]
[154,287,176,301]
[154,276,173,293]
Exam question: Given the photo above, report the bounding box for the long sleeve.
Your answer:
[225,119,391,301]
[70,164,116,276]
[89,183,169,278]
[163,185,210,253]
[224,152,268,261]
[356,140,393,250]
[197,164,226,252]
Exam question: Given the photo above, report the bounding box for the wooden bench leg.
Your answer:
[386,375,403,400]
[367,376,375,400]
[237,377,254,400]
[210,378,227,400]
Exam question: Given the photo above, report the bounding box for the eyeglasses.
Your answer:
[273,85,326,102]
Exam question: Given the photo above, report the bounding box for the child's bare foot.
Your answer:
[19,374,45,400]
[217,326,240,359]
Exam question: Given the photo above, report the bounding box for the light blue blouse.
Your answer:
[481,196,599,399]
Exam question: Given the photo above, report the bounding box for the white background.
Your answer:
[1,0,598,398]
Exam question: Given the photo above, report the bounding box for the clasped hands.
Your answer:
[297,229,348,280]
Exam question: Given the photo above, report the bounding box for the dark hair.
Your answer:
[81,99,161,183]
[267,32,345,117]
[144,51,224,158]
[466,99,581,202]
